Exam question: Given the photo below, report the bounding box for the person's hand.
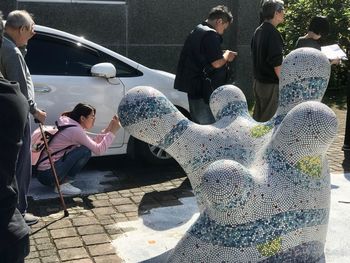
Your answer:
[330,57,341,65]
[33,108,47,124]
[106,115,121,135]
[223,50,238,62]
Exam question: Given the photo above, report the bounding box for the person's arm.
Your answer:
[211,50,237,68]
[33,109,47,124]
[72,116,120,155]
[202,32,237,69]
[274,65,281,79]
[330,58,341,65]
[72,129,115,155]
[266,29,283,79]
[1,49,28,98]
[94,116,121,143]
[1,44,47,122]
[103,115,121,134]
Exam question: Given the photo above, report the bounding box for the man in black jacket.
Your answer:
[174,5,237,124]
[0,11,31,263]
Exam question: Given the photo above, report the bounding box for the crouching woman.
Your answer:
[36,103,120,195]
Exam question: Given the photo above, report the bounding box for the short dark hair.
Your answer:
[308,16,329,37]
[208,5,233,24]
[261,0,284,20]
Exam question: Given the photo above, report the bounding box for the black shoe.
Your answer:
[23,213,39,226]
[342,144,350,151]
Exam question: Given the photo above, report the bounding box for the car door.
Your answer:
[26,33,125,149]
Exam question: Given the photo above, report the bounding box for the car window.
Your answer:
[26,34,100,76]
[100,53,143,77]
[26,33,142,77]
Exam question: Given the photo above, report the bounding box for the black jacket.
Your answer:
[174,23,228,102]
[0,77,30,247]
[251,22,284,84]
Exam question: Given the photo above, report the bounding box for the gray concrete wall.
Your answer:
[127,0,238,74]
[0,0,259,100]
[236,1,260,102]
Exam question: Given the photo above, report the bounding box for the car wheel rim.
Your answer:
[148,144,172,160]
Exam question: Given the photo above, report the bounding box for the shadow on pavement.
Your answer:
[138,178,194,231]
[28,155,188,217]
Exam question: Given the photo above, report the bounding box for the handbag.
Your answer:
[201,64,229,104]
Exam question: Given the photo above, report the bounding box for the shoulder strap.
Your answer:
[36,122,76,166]
[36,145,75,166]
[55,121,76,131]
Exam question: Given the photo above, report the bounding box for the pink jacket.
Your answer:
[37,116,115,171]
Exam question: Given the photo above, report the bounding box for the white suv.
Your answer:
[27,25,189,164]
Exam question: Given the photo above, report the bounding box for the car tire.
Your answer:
[133,137,175,165]
[128,107,190,165]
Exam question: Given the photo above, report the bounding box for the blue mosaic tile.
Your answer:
[190,209,328,247]
[118,96,177,127]
[158,119,190,149]
[118,47,336,262]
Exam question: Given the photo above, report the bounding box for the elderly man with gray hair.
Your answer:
[251,0,285,122]
[0,10,47,226]
[0,10,31,262]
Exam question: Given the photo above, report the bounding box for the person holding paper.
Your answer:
[295,16,329,50]
[295,16,340,64]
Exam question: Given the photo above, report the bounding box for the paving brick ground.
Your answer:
[26,105,349,263]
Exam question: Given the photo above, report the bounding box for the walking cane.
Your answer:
[36,120,69,217]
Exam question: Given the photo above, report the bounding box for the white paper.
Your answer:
[321,44,348,60]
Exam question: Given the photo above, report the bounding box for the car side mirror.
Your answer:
[91,63,116,78]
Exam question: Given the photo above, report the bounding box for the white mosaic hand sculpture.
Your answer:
[118,48,337,262]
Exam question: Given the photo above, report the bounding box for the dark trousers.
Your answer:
[15,120,32,214]
[188,96,215,125]
[37,145,91,186]
[0,234,30,263]
[252,79,279,122]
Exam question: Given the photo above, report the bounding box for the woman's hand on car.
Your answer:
[106,115,121,134]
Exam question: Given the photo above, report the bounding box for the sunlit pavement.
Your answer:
[26,106,350,263]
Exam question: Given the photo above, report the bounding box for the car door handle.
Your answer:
[35,86,52,93]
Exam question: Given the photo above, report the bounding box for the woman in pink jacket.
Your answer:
[36,103,121,195]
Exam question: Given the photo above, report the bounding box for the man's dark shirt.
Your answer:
[0,77,29,247]
[251,22,284,84]
[174,22,227,100]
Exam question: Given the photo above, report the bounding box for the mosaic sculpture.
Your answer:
[118,48,338,262]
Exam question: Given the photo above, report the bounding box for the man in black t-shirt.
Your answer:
[251,0,285,122]
[174,5,237,124]
[0,11,31,263]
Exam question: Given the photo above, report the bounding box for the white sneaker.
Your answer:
[55,183,81,196]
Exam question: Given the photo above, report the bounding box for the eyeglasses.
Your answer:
[276,4,284,12]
